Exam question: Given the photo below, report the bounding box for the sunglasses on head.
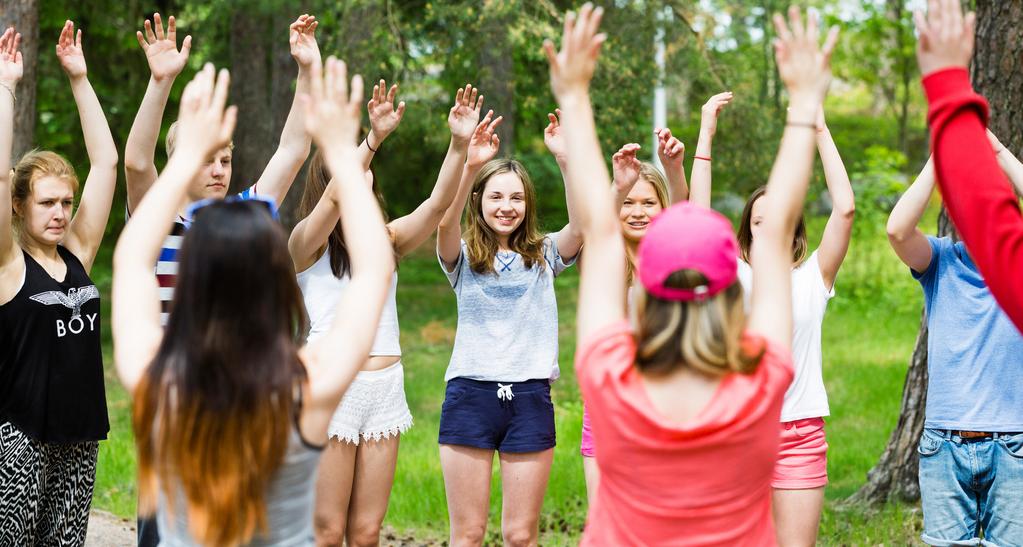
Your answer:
[183,193,280,226]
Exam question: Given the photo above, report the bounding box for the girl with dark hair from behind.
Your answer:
[111,59,394,547]
[0,23,119,544]
[549,3,838,544]
[690,93,854,547]
[292,82,482,546]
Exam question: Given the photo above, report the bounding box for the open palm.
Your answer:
[289,15,320,69]
[55,21,86,79]
[137,14,190,82]
[466,111,502,168]
[0,29,23,86]
[369,79,406,139]
[448,84,482,141]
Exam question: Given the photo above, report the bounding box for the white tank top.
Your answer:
[296,249,401,356]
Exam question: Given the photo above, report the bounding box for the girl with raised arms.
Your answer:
[291,81,484,546]
[689,94,855,546]
[548,3,837,544]
[111,59,393,546]
[0,22,119,544]
[434,64,583,547]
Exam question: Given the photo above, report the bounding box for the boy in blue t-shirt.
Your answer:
[887,156,1023,546]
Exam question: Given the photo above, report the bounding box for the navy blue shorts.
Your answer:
[438,378,556,453]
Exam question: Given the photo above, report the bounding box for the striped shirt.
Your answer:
[133,187,256,325]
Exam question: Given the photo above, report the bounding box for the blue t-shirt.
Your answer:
[914,236,1023,431]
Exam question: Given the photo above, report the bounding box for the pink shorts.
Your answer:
[772,417,828,489]
[580,404,595,457]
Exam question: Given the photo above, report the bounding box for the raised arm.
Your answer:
[113,65,237,392]
[654,127,687,202]
[55,22,119,272]
[437,104,502,269]
[544,5,625,341]
[988,130,1023,195]
[124,13,191,213]
[688,91,732,208]
[251,15,319,205]
[543,109,583,260]
[886,157,935,273]
[0,29,22,269]
[357,79,406,171]
[299,58,395,418]
[747,8,839,350]
[387,84,479,257]
[914,2,1023,329]
[610,142,642,208]
[288,172,342,271]
[814,108,855,289]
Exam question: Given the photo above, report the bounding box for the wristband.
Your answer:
[693,155,711,162]
[785,121,817,130]
[365,135,378,153]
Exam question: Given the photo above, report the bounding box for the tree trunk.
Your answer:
[974,1,1023,156]
[850,0,1022,506]
[477,0,516,155]
[0,0,39,159]
[229,9,272,194]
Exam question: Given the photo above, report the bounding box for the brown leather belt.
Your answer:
[952,430,993,439]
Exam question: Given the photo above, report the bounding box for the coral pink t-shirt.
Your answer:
[575,321,793,546]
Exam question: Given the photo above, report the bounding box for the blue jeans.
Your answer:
[918,428,1023,546]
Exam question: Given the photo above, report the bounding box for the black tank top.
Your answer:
[0,246,109,443]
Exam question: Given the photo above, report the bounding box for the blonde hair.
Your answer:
[464,159,546,274]
[633,269,763,377]
[10,150,79,235]
[623,163,671,284]
[166,121,234,157]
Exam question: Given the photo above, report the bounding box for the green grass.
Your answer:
[91,212,931,544]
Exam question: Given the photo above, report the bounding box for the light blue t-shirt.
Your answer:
[439,234,575,383]
[915,236,1023,431]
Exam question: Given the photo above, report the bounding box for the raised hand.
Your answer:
[55,21,86,79]
[544,109,567,161]
[137,13,191,83]
[772,7,839,109]
[466,110,503,168]
[611,143,642,194]
[654,128,684,171]
[914,0,976,76]
[0,28,23,88]
[543,3,607,99]
[302,57,364,151]
[700,92,733,136]
[289,14,320,70]
[447,84,482,143]
[175,64,236,161]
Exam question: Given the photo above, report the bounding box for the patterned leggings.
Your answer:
[0,421,99,546]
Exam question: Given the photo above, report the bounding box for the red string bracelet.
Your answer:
[694,155,712,162]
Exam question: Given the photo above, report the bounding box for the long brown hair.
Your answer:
[737,186,807,266]
[298,148,389,278]
[623,163,670,284]
[634,269,764,377]
[464,159,545,274]
[132,200,309,546]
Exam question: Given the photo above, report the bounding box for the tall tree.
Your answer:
[850,0,1022,505]
[0,0,38,158]
[229,8,273,194]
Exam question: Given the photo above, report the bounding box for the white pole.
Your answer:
[653,7,668,168]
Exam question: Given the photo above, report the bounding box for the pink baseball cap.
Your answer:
[637,202,738,301]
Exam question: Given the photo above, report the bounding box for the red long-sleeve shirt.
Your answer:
[924,67,1023,332]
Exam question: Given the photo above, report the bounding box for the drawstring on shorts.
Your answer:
[497,383,514,401]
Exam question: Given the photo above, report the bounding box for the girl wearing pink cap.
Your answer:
[544,3,838,544]
[690,93,855,547]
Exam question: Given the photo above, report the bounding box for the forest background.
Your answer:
[4,0,1022,544]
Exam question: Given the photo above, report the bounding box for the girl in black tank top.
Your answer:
[0,22,118,545]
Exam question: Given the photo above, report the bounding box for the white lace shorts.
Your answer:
[328,361,413,445]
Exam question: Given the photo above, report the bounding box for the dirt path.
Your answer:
[85,510,135,546]
[85,511,441,546]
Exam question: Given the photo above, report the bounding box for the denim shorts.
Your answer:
[918,428,1023,546]
[438,378,556,453]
